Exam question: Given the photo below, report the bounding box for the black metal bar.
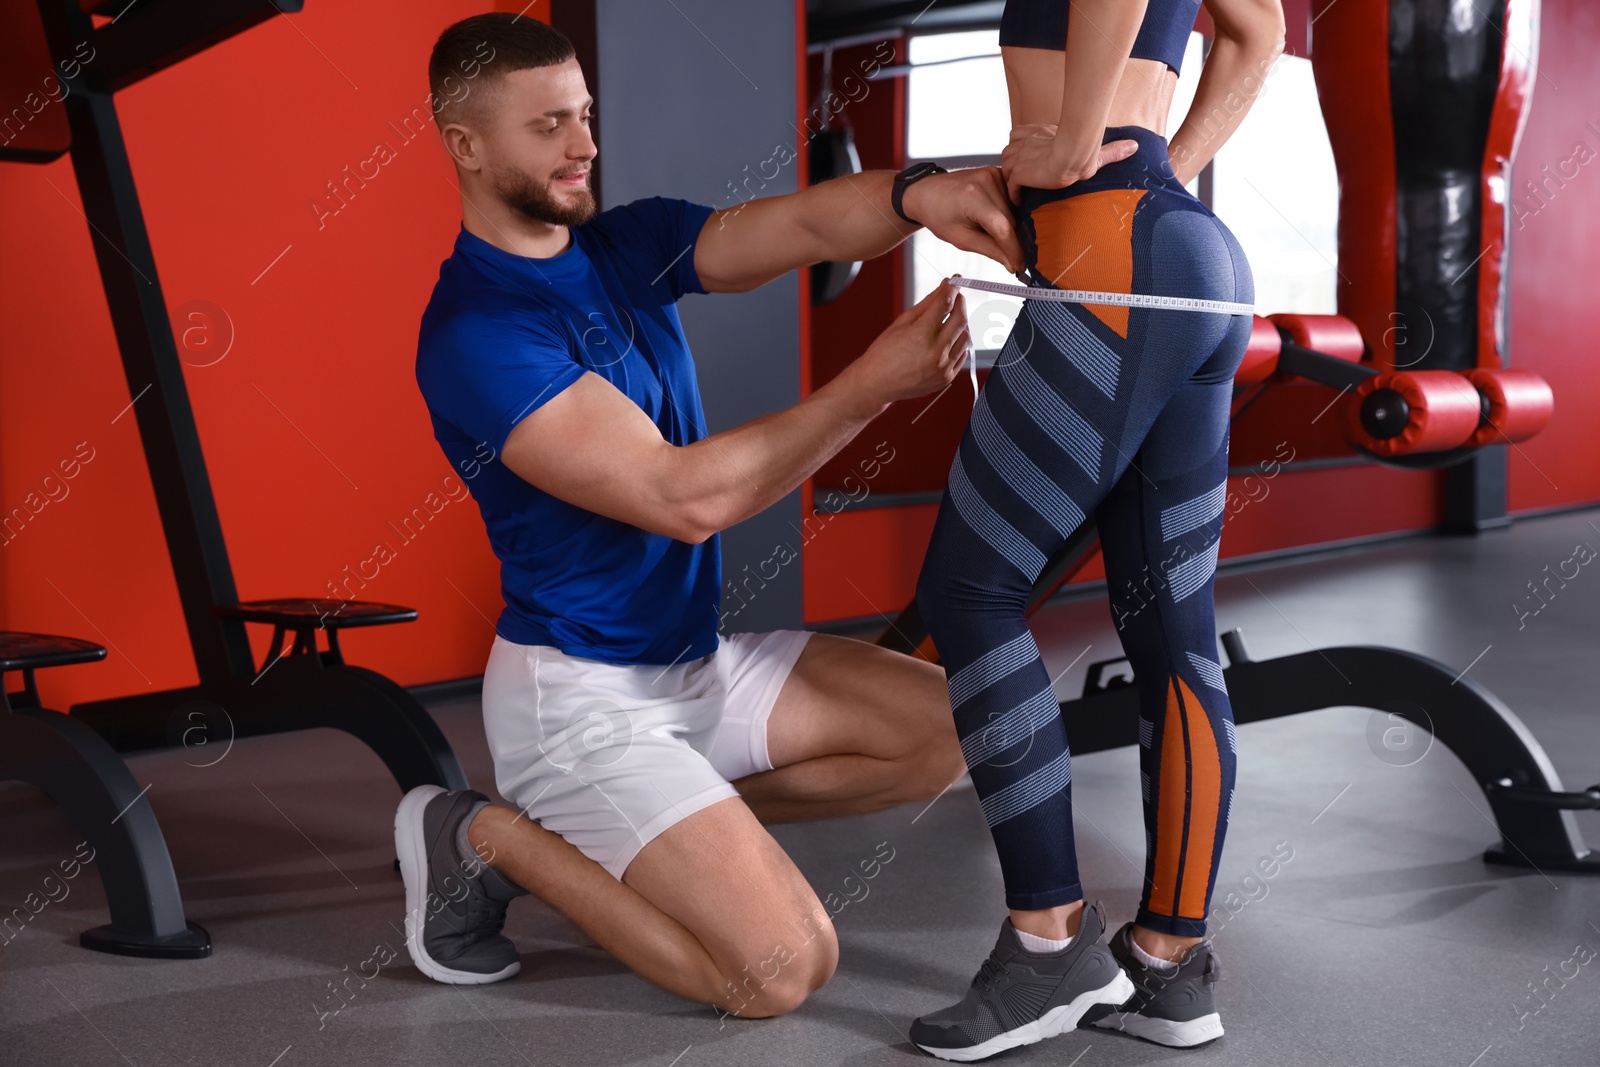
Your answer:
[1057,637,1596,872]
[36,0,258,687]
[875,600,927,656]
[329,666,470,794]
[72,666,470,794]
[1274,341,1377,390]
[1443,447,1511,533]
[0,708,209,957]
[10,0,476,962]
[82,0,303,94]
[1486,780,1600,811]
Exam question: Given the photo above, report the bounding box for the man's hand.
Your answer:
[837,280,970,407]
[900,168,1027,275]
[1001,124,1139,201]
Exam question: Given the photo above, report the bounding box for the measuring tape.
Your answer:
[949,275,1254,316]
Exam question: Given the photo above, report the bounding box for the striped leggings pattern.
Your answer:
[915,156,1253,936]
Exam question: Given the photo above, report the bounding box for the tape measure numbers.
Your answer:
[949,276,1254,317]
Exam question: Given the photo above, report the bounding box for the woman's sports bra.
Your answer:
[998,0,1204,74]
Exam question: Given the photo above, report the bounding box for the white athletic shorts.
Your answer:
[480,628,815,880]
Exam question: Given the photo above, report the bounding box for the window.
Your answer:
[904,30,1338,334]
[1209,53,1339,314]
[906,30,1008,160]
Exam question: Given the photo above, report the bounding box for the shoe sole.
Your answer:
[395,784,520,985]
[915,969,1136,1062]
[1093,1008,1224,1047]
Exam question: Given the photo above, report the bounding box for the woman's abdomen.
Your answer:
[1002,49,1177,133]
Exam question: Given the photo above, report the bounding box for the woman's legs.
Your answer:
[915,189,1251,939]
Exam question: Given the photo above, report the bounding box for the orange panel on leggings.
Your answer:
[1149,676,1223,920]
[1027,189,1145,337]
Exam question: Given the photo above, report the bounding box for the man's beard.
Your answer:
[493,164,596,227]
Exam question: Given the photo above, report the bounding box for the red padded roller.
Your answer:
[1235,316,1282,385]
[1270,314,1366,361]
[1464,369,1554,446]
[1346,370,1483,455]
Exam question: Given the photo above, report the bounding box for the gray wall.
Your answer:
[596,0,804,634]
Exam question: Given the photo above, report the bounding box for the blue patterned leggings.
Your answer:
[915,127,1253,936]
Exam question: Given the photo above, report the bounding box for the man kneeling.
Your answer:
[397,13,1022,1021]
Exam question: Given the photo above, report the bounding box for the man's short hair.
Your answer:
[429,13,576,129]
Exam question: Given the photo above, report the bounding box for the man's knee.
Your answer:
[895,679,967,804]
[932,739,970,798]
[728,975,811,1018]
[719,910,838,1019]
[745,950,837,1018]
[898,724,966,805]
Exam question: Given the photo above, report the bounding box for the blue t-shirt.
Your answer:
[416,197,720,665]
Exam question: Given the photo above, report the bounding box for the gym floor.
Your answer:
[3,508,1598,1067]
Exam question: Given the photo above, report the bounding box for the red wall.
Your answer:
[1505,0,1600,511]
[0,2,523,706]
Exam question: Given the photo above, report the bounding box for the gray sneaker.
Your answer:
[911,900,1134,1062]
[395,785,526,984]
[1087,921,1224,1047]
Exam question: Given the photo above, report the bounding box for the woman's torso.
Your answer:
[999,0,1202,133]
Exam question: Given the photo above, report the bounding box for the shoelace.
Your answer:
[974,955,1008,993]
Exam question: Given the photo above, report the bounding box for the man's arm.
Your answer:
[498,282,969,544]
[693,168,1024,294]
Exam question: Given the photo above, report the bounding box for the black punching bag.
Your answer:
[1389,0,1508,374]
[1312,0,1539,528]
[807,44,864,305]
[808,126,863,304]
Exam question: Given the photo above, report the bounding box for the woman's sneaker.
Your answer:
[1087,921,1224,1047]
[910,900,1135,1062]
[395,785,526,984]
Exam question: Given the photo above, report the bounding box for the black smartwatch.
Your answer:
[891,161,947,227]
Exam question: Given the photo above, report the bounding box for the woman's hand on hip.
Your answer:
[1001,125,1139,200]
